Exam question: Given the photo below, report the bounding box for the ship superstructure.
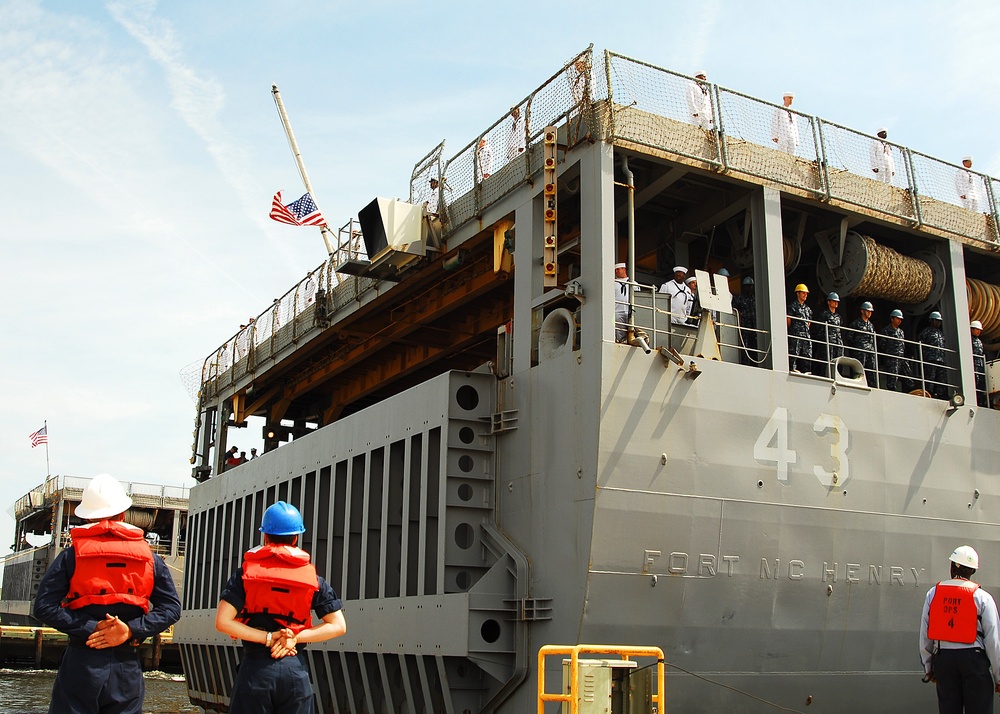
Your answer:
[177,47,1000,712]
[1,475,188,625]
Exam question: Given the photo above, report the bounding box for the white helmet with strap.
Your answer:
[950,545,979,570]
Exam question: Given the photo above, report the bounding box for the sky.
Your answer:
[2,0,999,566]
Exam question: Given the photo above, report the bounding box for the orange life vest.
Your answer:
[65,520,155,613]
[928,579,981,644]
[239,544,319,634]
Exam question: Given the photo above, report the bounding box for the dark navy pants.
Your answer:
[49,645,144,714]
[933,648,994,714]
[229,650,314,714]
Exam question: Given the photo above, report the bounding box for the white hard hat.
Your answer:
[971,320,983,330]
[963,156,973,163]
[950,545,980,570]
[75,474,132,520]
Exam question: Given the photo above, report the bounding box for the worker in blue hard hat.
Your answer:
[812,291,843,377]
[918,311,948,399]
[216,501,347,713]
[846,301,877,386]
[878,309,908,392]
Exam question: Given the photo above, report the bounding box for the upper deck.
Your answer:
[189,46,1000,480]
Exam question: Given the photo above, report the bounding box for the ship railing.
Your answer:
[602,50,1000,247]
[791,315,960,396]
[618,281,769,365]
[436,46,603,234]
[12,475,189,517]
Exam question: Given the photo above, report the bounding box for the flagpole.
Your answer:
[271,84,335,256]
[44,419,50,477]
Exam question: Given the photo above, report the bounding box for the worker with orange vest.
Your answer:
[33,474,181,714]
[215,501,347,713]
[920,545,1000,713]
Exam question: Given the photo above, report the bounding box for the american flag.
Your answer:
[29,425,48,448]
[269,191,327,227]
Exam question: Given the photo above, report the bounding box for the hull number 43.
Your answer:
[753,407,850,488]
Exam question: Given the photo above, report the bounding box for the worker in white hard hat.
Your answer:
[918,311,948,399]
[971,320,987,407]
[787,283,812,373]
[919,545,1000,712]
[614,262,630,342]
[659,266,694,325]
[686,70,713,130]
[956,156,982,212]
[771,91,799,154]
[870,127,895,184]
[33,474,181,714]
[878,309,907,391]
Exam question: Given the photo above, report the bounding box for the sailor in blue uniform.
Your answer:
[216,501,347,714]
[34,474,181,714]
[846,301,877,386]
[878,309,907,391]
[918,311,949,399]
[786,283,812,373]
[971,320,987,407]
[733,276,757,365]
[811,292,843,377]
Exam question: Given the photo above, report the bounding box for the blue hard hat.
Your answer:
[260,501,306,535]
[929,311,943,321]
[890,309,903,319]
[860,301,874,311]
[826,292,840,301]
[742,276,754,285]
[717,268,730,277]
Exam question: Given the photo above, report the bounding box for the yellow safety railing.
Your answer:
[537,643,666,713]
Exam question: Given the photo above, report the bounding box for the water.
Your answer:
[0,669,203,714]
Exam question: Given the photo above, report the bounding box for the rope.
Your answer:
[968,278,1000,341]
[628,659,808,713]
[854,235,933,304]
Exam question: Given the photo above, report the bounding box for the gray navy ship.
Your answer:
[176,46,1000,712]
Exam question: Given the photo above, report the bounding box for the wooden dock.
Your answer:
[0,625,181,672]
